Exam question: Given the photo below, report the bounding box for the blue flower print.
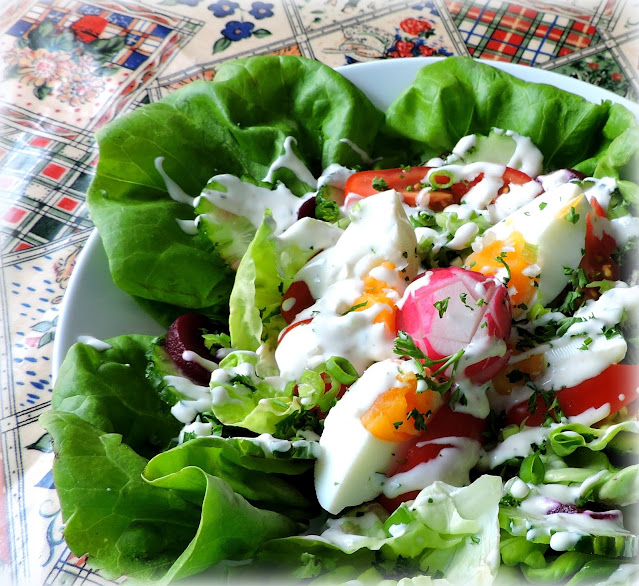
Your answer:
[208,1,239,17]
[221,20,254,41]
[249,2,274,19]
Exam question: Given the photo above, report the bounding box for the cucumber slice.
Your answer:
[145,337,194,406]
[607,430,639,457]
[195,181,257,270]
[463,130,518,166]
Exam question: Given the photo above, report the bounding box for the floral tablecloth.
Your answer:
[0,0,637,584]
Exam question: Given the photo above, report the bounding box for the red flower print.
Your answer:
[388,50,400,58]
[70,15,107,43]
[587,62,599,70]
[418,45,436,56]
[611,72,623,81]
[396,41,415,57]
[400,18,432,36]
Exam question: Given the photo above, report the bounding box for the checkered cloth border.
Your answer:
[448,1,600,65]
[0,123,94,253]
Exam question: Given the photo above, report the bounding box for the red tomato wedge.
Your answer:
[281,280,315,324]
[345,166,432,206]
[579,204,620,289]
[344,166,535,211]
[378,405,486,511]
[506,363,638,427]
[278,317,312,343]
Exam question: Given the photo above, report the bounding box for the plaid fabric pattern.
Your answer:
[0,123,94,253]
[448,1,600,64]
[0,0,200,256]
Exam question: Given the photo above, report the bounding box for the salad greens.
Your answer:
[42,56,639,584]
[87,56,385,323]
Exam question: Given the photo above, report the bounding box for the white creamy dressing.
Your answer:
[319,511,387,552]
[495,129,544,177]
[167,376,212,424]
[154,157,195,205]
[609,214,639,246]
[339,138,377,166]
[584,176,617,212]
[182,350,217,371]
[478,405,611,470]
[249,433,321,458]
[382,437,481,499]
[175,218,199,235]
[501,472,630,552]
[196,174,311,236]
[275,217,343,266]
[178,418,214,443]
[440,128,543,178]
[518,495,623,550]
[263,136,318,188]
[77,335,112,351]
[498,283,639,400]
[452,337,509,419]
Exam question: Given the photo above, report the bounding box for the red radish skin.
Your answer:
[164,313,217,385]
[397,267,512,384]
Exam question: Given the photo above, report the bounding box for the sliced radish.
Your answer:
[397,267,512,384]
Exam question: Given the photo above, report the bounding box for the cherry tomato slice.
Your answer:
[344,166,534,210]
[277,317,312,343]
[281,280,315,324]
[378,405,486,511]
[344,167,432,206]
[506,363,638,427]
[579,210,620,289]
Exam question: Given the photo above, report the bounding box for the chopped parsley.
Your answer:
[372,176,389,191]
[579,336,593,351]
[434,296,450,318]
[407,408,428,431]
[460,292,474,311]
[393,331,465,396]
[565,206,580,224]
[315,186,341,222]
[342,301,368,315]
[495,252,512,284]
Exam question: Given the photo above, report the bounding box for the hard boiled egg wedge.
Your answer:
[465,183,592,316]
[315,358,443,515]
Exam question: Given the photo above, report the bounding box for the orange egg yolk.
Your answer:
[361,371,444,442]
[492,353,547,395]
[466,231,538,308]
[352,261,399,332]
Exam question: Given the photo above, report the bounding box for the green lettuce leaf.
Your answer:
[549,420,639,458]
[233,476,502,584]
[228,214,283,352]
[41,334,318,583]
[208,351,299,434]
[39,411,200,582]
[143,465,300,584]
[384,57,636,175]
[143,435,316,520]
[49,335,182,458]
